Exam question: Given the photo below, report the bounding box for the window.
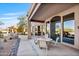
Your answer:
[50,16,61,41]
[63,13,75,45]
[55,22,61,35]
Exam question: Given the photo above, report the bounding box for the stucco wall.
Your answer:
[46,4,79,49]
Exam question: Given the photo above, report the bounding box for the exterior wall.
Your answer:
[45,4,79,49]
[31,22,45,36]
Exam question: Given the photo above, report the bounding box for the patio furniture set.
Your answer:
[34,34,60,50]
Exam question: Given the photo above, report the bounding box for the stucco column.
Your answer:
[61,16,63,43]
[33,26,35,36]
[27,20,31,39]
[44,22,47,35]
[41,25,43,36]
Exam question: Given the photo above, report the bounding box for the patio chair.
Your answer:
[36,34,53,50]
[38,40,47,49]
[32,35,38,44]
[45,34,48,38]
[44,34,60,48]
[34,37,38,44]
[54,37,60,46]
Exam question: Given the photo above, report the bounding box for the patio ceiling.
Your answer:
[30,3,77,23]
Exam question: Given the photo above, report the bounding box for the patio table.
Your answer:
[37,37,52,48]
[37,37,52,55]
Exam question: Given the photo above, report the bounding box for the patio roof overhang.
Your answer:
[28,3,77,23]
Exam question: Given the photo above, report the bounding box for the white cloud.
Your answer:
[0,12,26,20]
[0,16,18,20]
[0,18,19,29]
[2,12,26,16]
[0,12,26,29]
[0,17,15,20]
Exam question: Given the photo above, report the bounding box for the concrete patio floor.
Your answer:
[17,35,79,56]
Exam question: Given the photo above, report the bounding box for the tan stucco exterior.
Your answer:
[27,4,79,49]
[45,4,79,49]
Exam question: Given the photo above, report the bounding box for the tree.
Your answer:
[0,21,4,38]
[0,21,4,25]
[17,16,28,34]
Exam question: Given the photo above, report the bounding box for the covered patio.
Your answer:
[27,3,79,51]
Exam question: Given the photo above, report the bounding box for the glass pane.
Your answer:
[55,22,61,35]
[63,20,74,45]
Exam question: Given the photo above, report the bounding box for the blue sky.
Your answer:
[64,20,74,29]
[0,3,31,29]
